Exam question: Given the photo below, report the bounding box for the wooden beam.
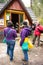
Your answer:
[6,10,25,14]
[4,10,6,27]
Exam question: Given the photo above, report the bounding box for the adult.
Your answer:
[32,23,43,46]
[4,21,17,61]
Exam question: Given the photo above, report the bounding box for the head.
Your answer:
[7,21,14,28]
[22,20,28,28]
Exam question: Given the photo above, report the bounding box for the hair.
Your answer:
[7,21,13,27]
[23,22,27,26]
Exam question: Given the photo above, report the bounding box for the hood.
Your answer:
[24,27,31,32]
[24,27,32,36]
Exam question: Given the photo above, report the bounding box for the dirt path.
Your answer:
[0,41,43,65]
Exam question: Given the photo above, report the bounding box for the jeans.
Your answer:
[7,40,15,61]
[23,50,28,61]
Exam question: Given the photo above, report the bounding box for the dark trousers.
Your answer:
[7,40,15,61]
[32,35,40,46]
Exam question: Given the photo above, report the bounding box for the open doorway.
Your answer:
[11,13,19,32]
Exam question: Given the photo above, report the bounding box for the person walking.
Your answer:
[20,21,31,64]
[32,23,43,46]
[4,21,17,61]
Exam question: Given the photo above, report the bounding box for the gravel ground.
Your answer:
[0,39,43,65]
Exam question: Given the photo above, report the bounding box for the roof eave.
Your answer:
[0,0,12,14]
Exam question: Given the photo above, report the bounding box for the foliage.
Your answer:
[39,0,43,4]
[0,0,9,3]
[39,18,43,25]
[32,0,43,19]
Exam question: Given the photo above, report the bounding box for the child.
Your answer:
[20,21,32,65]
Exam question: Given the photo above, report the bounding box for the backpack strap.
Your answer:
[6,29,12,37]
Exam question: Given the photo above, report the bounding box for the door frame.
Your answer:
[4,10,25,32]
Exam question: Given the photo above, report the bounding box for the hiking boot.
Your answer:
[22,59,27,61]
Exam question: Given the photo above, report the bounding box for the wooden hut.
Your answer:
[0,0,32,33]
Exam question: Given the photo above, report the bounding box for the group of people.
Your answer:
[3,20,43,64]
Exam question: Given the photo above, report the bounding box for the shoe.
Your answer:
[23,63,28,65]
[22,59,27,62]
[10,58,13,61]
[22,60,28,65]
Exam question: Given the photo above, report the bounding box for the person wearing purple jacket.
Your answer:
[4,21,17,61]
[20,22,31,46]
[20,21,31,64]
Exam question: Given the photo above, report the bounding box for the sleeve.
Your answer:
[38,26,43,33]
[20,31,26,46]
[13,30,17,38]
[4,29,6,37]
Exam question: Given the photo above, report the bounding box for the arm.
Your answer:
[4,29,6,37]
[20,30,26,46]
[13,30,17,38]
[38,26,43,33]
[20,35,25,46]
[38,28,43,33]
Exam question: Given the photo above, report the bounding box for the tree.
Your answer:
[39,0,43,4]
[0,0,9,3]
[31,0,43,18]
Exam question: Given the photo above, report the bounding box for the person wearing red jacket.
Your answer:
[32,23,43,46]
